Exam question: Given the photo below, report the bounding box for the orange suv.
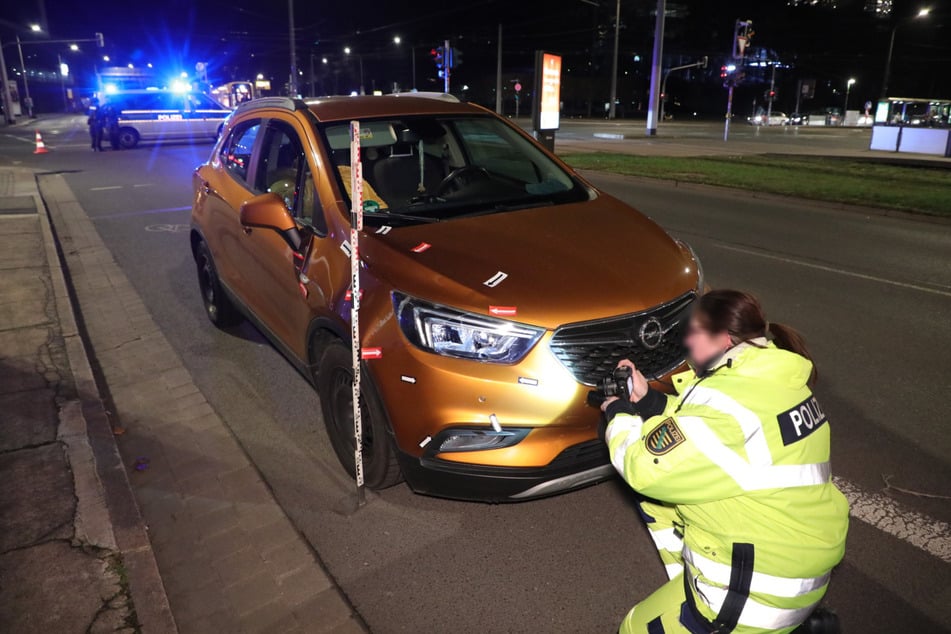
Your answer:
[191,94,702,501]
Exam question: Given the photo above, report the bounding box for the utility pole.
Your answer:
[288,0,298,96]
[645,0,666,135]
[411,46,417,90]
[443,39,451,94]
[766,62,776,123]
[495,25,503,114]
[724,19,752,142]
[608,0,620,119]
[15,36,33,118]
[57,53,68,112]
[0,38,14,124]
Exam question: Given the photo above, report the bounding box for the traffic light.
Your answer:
[431,47,445,70]
[95,32,105,48]
[450,47,462,68]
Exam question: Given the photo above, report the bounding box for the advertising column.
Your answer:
[532,51,562,152]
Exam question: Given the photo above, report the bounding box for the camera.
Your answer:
[586,365,633,408]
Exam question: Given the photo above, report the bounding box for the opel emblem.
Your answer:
[638,317,666,350]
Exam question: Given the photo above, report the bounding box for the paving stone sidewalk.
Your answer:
[0,168,172,632]
[37,172,365,633]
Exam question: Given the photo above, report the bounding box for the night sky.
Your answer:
[3,0,949,115]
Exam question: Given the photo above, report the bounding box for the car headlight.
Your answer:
[393,293,544,363]
[677,240,704,294]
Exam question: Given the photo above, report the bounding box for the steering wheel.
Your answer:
[435,166,490,196]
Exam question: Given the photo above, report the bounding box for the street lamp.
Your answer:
[880,7,930,98]
[29,24,41,32]
[344,46,364,95]
[844,78,856,116]
[69,43,79,51]
[393,36,401,45]
[103,55,110,62]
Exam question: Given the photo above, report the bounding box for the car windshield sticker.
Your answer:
[645,418,686,456]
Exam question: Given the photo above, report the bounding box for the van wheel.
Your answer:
[316,339,402,490]
[194,241,242,328]
[118,127,139,149]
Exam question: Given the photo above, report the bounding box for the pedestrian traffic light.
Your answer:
[431,47,445,70]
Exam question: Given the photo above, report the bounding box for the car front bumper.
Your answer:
[396,437,615,502]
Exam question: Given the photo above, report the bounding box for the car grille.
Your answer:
[549,292,696,386]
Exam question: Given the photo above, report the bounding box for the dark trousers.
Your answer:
[89,126,103,150]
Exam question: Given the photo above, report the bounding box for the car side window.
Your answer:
[256,121,308,217]
[221,120,261,185]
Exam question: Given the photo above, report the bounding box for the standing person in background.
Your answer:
[87,100,103,152]
[102,104,120,150]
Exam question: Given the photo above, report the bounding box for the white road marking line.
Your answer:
[834,476,951,563]
[3,134,35,144]
[133,183,153,188]
[90,185,123,191]
[714,243,951,299]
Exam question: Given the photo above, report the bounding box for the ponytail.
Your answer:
[768,322,818,386]
[695,290,818,387]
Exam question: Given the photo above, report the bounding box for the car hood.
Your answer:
[360,194,699,330]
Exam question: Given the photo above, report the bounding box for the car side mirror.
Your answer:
[239,193,302,251]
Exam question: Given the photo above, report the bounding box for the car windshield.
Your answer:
[320,114,590,224]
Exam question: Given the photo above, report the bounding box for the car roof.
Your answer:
[302,95,488,123]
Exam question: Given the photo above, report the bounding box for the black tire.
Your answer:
[118,127,139,149]
[194,241,242,328]
[315,338,402,490]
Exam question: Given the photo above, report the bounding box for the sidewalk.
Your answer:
[0,168,172,632]
[36,171,365,633]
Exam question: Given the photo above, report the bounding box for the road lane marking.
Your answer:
[834,476,951,563]
[3,134,34,144]
[145,223,190,233]
[90,185,123,191]
[133,183,154,188]
[713,243,951,299]
[94,205,190,220]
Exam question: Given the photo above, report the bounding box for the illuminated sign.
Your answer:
[533,51,562,131]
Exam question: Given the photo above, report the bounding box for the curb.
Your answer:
[574,169,951,226]
[35,175,178,632]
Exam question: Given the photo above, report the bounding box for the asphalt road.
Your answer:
[2,116,949,633]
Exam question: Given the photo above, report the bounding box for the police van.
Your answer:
[104,89,230,149]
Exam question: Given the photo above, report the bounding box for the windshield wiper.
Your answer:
[455,199,555,218]
[365,211,441,224]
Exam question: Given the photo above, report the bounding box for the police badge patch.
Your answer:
[645,418,686,455]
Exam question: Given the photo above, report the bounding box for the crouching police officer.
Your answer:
[602,290,849,634]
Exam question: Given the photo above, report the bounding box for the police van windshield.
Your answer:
[321,115,590,223]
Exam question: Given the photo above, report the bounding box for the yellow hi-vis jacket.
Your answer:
[606,339,849,631]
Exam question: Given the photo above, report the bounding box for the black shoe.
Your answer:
[792,607,840,634]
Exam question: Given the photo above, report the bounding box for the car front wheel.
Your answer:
[315,338,403,490]
[195,241,242,328]
[118,127,139,149]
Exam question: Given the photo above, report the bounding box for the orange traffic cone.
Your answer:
[34,130,49,154]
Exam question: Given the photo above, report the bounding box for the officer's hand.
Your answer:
[600,396,619,413]
[617,359,650,402]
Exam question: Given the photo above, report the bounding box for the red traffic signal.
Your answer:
[431,47,445,70]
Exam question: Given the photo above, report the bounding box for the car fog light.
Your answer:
[437,428,529,453]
